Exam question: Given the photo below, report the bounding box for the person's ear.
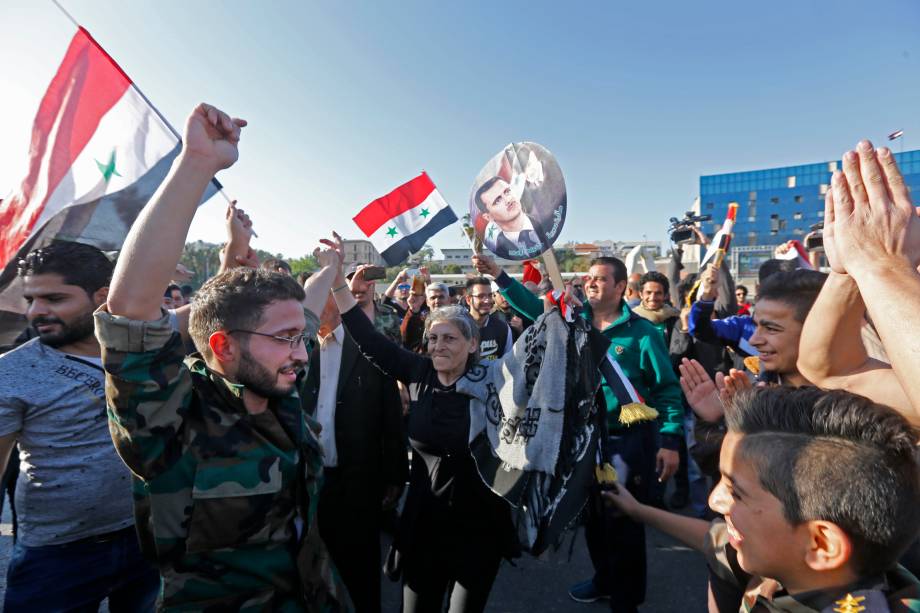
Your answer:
[804,520,852,572]
[92,286,109,308]
[469,338,478,355]
[208,331,237,365]
[481,213,493,224]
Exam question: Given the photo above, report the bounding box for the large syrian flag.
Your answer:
[0,27,218,343]
[353,172,457,266]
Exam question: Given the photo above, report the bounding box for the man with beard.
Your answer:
[0,241,159,611]
[93,103,350,610]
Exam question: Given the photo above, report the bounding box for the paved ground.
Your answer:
[0,498,709,612]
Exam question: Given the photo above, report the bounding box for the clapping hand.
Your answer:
[829,141,920,278]
[678,358,723,422]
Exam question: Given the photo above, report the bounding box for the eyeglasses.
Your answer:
[470,294,493,300]
[229,329,309,349]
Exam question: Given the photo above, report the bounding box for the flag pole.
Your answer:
[48,0,250,234]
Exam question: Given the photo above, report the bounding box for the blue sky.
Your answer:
[1,1,918,259]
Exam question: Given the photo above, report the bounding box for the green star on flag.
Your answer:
[420,208,430,218]
[386,227,398,238]
[95,150,122,182]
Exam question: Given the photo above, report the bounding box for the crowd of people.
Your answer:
[1,102,920,613]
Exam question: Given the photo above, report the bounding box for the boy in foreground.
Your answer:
[603,386,920,612]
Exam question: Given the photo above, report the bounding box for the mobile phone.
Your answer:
[363,266,386,281]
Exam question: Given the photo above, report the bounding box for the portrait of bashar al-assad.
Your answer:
[469,142,567,261]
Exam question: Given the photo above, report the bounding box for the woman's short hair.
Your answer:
[424,305,481,367]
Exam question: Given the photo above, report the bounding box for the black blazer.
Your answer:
[301,329,408,498]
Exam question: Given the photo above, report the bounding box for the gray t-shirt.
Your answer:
[0,338,134,546]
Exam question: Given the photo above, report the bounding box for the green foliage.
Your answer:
[288,255,318,276]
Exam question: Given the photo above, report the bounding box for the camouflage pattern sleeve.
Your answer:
[94,306,192,481]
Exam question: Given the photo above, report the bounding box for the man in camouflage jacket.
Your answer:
[95,103,351,611]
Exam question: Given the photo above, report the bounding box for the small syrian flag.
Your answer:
[775,239,814,270]
[0,27,218,342]
[700,202,738,268]
[353,172,457,266]
[889,130,904,141]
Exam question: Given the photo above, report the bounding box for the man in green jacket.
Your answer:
[475,254,682,613]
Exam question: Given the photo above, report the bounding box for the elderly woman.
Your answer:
[322,247,516,613]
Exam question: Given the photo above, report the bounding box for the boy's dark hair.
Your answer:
[164,284,181,297]
[180,285,194,299]
[726,387,920,577]
[189,268,306,358]
[639,271,669,295]
[465,276,492,291]
[758,258,799,283]
[17,241,114,296]
[261,258,292,274]
[589,256,627,284]
[755,269,827,322]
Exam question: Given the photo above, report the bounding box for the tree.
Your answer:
[288,255,318,277]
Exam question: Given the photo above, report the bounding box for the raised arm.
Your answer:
[829,141,920,419]
[384,269,409,299]
[107,104,246,321]
[323,234,427,383]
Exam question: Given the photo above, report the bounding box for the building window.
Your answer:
[770,197,780,204]
[828,161,838,172]
[787,176,796,188]
[818,210,824,217]
[793,228,804,235]
[793,212,803,220]
[749,191,757,200]
[820,184,829,195]
[705,202,714,210]
[794,195,803,203]
[748,202,757,219]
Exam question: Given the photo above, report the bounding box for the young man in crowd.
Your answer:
[632,270,680,347]
[94,103,350,610]
[465,276,512,360]
[474,253,682,612]
[163,283,183,309]
[747,269,826,386]
[798,140,920,424]
[735,285,751,315]
[0,241,159,611]
[603,386,920,612]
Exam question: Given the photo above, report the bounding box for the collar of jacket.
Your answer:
[581,299,640,333]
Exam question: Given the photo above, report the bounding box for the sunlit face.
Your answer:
[749,299,803,376]
[480,179,522,229]
[233,299,309,398]
[709,432,808,581]
[640,281,666,311]
[22,273,100,348]
[426,321,477,375]
[585,264,626,310]
[426,288,448,310]
[466,283,494,317]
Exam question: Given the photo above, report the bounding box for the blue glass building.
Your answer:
[699,148,920,249]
